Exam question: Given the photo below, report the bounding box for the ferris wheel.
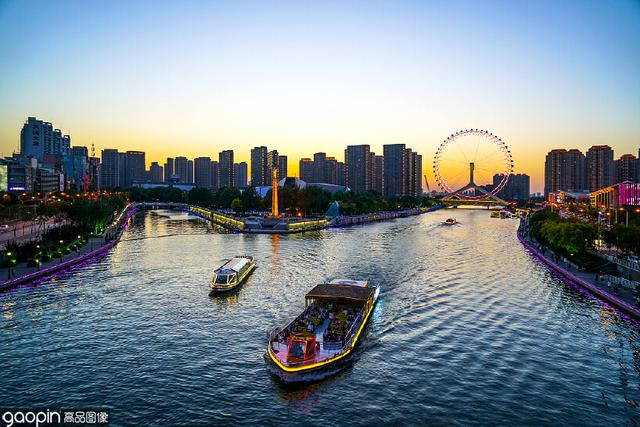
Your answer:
[433,129,513,200]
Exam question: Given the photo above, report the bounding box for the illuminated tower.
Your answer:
[271,167,279,217]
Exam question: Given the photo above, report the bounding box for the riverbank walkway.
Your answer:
[518,224,640,318]
[0,204,136,291]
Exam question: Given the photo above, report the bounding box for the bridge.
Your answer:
[440,162,508,209]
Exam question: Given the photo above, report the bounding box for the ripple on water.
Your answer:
[0,209,639,425]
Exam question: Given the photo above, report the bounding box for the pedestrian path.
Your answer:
[518,231,640,318]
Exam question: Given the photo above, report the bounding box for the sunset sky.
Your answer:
[0,0,638,192]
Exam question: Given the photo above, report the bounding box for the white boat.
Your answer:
[209,256,256,293]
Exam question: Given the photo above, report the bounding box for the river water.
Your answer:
[2,209,639,425]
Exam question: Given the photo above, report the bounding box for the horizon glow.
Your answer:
[0,1,639,192]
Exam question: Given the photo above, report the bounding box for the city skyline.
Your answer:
[1,1,639,193]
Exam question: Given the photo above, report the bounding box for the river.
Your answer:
[1,209,639,425]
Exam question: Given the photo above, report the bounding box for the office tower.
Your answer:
[100,149,120,188]
[250,146,268,186]
[616,154,637,183]
[345,145,371,192]
[174,157,189,183]
[383,144,406,197]
[149,162,163,182]
[124,151,145,187]
[544,149,587,197]
[336,161,346,186]
[52,129,70,156]
[210,160,219,189]
[277,156,287,181]
[20,117,72,161]
[194,157,212,188]
[65,146,89,191]
[299,158,314,182]
[88,157,101,191]
[218,150,234,188]
[313,152,327,183]
[586,145,615,191]
[234,162,248,187]
[164,157,174,182]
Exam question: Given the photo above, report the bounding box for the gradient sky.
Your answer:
[1,0,639,192]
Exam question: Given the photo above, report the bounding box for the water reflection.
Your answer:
[1,209,640,425]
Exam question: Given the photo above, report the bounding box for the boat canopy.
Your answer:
[217,257,250,273]
[328,279,369,287]
[305,284,374,303]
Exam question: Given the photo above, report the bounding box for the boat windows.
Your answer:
[289,340,306,359]
[215,274,230,284]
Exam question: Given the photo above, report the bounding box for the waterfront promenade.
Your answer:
[0,204,136,291]
[518,225,640,319]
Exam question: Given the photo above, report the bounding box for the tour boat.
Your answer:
[209,256,256,293]
[265,279,380,383]
[444,218,457,225]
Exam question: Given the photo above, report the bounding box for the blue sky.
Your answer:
[0,0,639,191]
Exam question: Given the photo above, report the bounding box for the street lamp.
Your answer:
[59,240,64,262]
[6,251,12,279]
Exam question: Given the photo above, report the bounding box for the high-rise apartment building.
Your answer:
[118,152,127,187]
[210,160,219,189]
[187,160,194,184]
[616,154,637,183]
[383,144,406,197]
[336,161,346,186]
[174,157,189,183]
[250,146,268,186]
[299,158,314,182]
[371,154,383,194]
[219,150,234,188]
[586,145,615,192]
[124,151,145,187]
[100,149,120,188]
[494,173,530,200]
[149,162,163,182]
[313,152,327,183]
[234,162,248,187]
[411,151,423,197]
[267,150,279,182]
[194,157,212,188]
[345,145,371,192]
[544,149,587,197]
[164,157,174,182]
[277,156,287,181]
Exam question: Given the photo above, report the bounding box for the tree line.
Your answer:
[128,186,438,216]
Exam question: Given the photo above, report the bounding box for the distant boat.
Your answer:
[265,279,380,383]
[490,211,501,218]
[209,256,256,293]
[444,218,457,225]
